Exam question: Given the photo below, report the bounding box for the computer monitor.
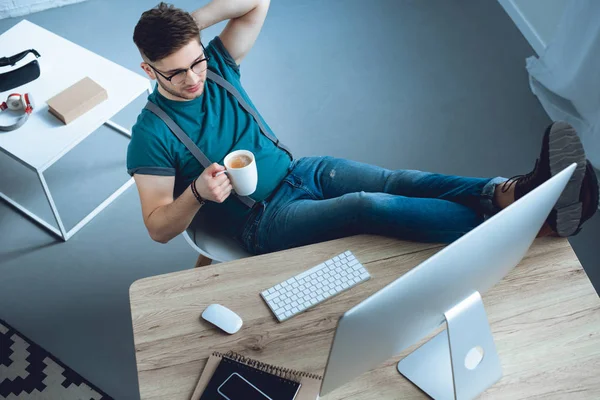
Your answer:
[320,163,577,399]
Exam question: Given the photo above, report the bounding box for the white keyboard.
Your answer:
[261,250,370,322]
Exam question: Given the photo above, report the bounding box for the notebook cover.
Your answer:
[191,352,322,400]
[200,355,300,400]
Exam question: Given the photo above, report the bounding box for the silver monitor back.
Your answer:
[320,164,576,396]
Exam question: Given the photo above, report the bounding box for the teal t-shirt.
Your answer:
[127,37,291,236]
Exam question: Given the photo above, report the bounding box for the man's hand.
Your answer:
[195,163,233,203]
[133,165,233,244]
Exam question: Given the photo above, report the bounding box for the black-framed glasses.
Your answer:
[148,43,209,86]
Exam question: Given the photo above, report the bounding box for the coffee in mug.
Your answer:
[229,154,252,169]
[223,150,258,196]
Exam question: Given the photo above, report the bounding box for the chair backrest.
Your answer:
[183,211,252,263]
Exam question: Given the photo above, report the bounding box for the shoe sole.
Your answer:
[548,122,586,236]
[586,161,600,214]
[581,161,600,220]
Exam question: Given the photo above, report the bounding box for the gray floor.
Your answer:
[1,0,598,399]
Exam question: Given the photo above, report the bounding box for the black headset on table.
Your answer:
[0,49,40,132]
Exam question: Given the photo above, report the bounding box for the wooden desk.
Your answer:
[130,236,600,399]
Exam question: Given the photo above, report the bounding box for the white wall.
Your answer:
[0,0,87,20]
[499,0,568,54]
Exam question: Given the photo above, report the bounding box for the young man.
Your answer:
[128,1,598,255]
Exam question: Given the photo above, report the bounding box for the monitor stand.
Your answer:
[397,292,502,400]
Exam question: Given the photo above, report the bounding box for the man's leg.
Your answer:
[257,189,482,253]
[294,156,505,218]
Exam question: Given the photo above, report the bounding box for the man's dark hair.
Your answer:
[133,2,200,62]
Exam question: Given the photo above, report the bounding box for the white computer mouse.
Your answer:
[201,304,243,334]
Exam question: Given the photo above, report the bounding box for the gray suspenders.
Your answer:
[144,69,293,209]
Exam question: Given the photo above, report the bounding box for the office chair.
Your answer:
[183,211,252,267]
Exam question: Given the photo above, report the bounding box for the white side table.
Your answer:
[0,20,151,241]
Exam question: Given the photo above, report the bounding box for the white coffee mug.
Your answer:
[222,150,258,196]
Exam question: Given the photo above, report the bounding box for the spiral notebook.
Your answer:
[191,351,322,400]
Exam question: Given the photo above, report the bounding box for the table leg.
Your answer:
[104,120,132,138]
[63,177,135,240]
[195,255,213,268]
[0,190,63,240]
[0,164,135,242]
[38,170,68,240]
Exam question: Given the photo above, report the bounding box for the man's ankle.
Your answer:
[494,181,515,210]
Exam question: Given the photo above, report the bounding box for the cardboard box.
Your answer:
[47,77,108,124]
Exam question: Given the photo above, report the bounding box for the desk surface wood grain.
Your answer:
[130,235,600,399]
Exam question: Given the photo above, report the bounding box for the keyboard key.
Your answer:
[296,263,326,280]
[333,256,340,262]
[265,291,279,301]
[325,260,334,266]
[344,251,352,257]
[274,284,282,291]
[291,307,299,313]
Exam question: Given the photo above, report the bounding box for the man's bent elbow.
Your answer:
[148,228,174,244]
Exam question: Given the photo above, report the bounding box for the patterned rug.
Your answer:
[0,319,113,400]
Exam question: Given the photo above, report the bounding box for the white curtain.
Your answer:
[526,0,600,169]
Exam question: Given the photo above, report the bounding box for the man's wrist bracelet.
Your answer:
[191,179,206,206]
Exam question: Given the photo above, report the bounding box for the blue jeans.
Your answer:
[237,156,507,254]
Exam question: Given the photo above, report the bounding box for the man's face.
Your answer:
[141,39,207,101]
